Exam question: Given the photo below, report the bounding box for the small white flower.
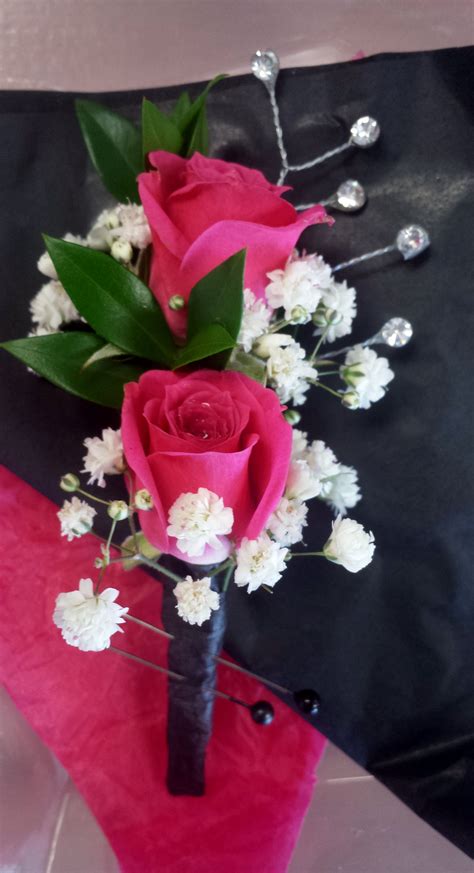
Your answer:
[267,497,308,546]
[342,345,394,409]
[111,239,133,263]
[253,332,294,358]
[323,515,375,573]
[306,440,340,484]
[58,497,96,541]
[114,203,152,250]
[266,253,332,322]
[174,576,220,626]
[291,429,309,461]
[37,233,87,280]
[285,459,322,501]
[235,533,288,592]
[324,464,361,516]
[166,488,234,558]
[87,204,151,252]
[53,578,128,651]
[30,281,80,330]
[237,289,272,352]
[87,208,119,250]
[266,341,318,406]
[314,279,357,342]
[82,428,125,488]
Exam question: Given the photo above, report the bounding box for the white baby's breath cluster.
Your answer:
[58,497,96,541]
[237,289,272,352]
[232,249,395,419]
[290,429,361,516]
[87,203,151,255]
[340,345,394,409]
[82,427,125,488]
[53,578,128,651]
[174,576,220,626]
[166,488,234,558]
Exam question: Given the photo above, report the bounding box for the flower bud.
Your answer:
[94,556,105,569]
[134,489,153,511]
[340,364,365,388]
[341,390,360,410]
[111,240,133,263]
[168,295,186,311]
[254,332,293,359]
[107,500,129,521]
[284,409,301,425]
[60,473,80,492]
[290,305,308,324]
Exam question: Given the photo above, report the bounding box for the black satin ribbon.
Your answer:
[160,559,227,796]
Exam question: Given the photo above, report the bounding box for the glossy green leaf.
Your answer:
[179,74,226,143]
[141,98,183,158]
[75,99,143,203]
[81,342,126,370]
[173,324,235,369]
[226,348,267,384]
[169,91,192,130]
[186,104,208,156]
[0,333,145,408]
[186,250,245,343]
[44,236,176,366]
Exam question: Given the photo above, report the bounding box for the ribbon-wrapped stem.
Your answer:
[160,557,228,796]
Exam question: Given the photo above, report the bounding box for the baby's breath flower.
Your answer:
[82,428,124,488]
[174,576,220,626]
[57,497,96,541]
[53,578,128,651]
[235,534,288,592]
[166,488,234,558]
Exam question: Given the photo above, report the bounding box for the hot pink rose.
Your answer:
[138,152,330,335]
[121,369,292,564]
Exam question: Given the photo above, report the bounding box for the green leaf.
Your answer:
[226,348,267,384]
[75,99,143,203]
[44,236,176,366]
[179,74,226,141]
[141,98,183,158]
[179,74,226,154]
[173,324,235,369]
[186,104,208,156]
[169,91,192,130]
[0,333,145,408]
[187,250,245,343]
[82,342,126,370]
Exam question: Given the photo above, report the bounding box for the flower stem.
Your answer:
[94,519,118,594]
[314,381,344,400]
[77,488,110,506]
[221,563,235,592]
[290,551,325,558]
[268,318,292,334]
[309,324,330,362]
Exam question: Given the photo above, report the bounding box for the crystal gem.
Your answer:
[380,317,413,348]
[251,50,280,84]
[350,116,380,147]
[396,225,430,260]
[336,179,366,211]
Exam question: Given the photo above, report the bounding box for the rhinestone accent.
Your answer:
[380,318,413,348]
[396,225,430,260]
[350,116,380,147]
[336,179,366,211]
[251,50,280,84]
